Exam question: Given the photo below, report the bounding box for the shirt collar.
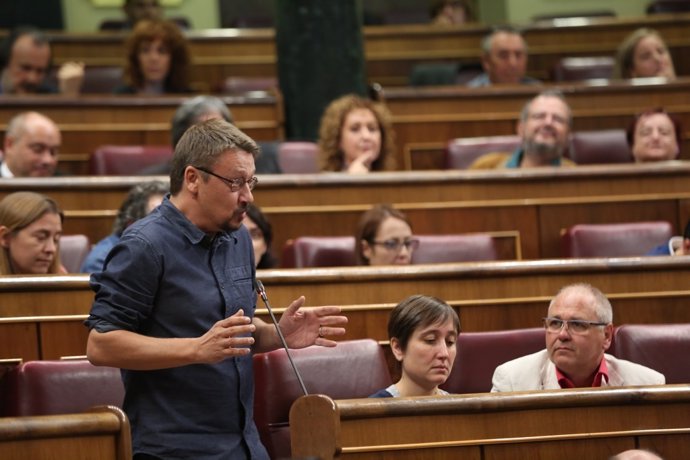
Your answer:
[556,357,609,388]
[159,195,238,247]
[1,162,14,178]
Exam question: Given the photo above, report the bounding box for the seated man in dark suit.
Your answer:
[1,111,61,177]
[139,95,282,175]
[491,283,664,391]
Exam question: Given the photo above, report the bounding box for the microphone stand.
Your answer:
[255,279,309,396]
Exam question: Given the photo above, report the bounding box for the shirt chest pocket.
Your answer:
[223,264,256,316]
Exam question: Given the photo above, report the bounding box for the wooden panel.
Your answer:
[40,321,89,360]
[0,406,131,460]
[0,323,39,362]
[290,386,690,460]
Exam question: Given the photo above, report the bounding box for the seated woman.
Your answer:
[0,191,64,275]
[355,204,417,265]
[243,203,277,269]
[318,94,396,174]
[626,108,682,162]
[370,294,460,397]
[81,180,168,273]
[613,28,676,80]
[114,19,191,94]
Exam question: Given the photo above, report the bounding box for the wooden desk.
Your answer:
[385,78,690,169]
[1,163,689,259]
[0,92,284,175]
[2,257,689,361]
[290,385,690,460]
[34,14,690,88]
[0,406,131,460]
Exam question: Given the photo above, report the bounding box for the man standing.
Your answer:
[0,27,83,95]
[491,283,664,391]
[85,119,347,459]
[2,111,61,177]
[470,90,575,169]
[467,26,539,87]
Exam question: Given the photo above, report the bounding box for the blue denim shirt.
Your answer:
[80,233,119,273]
[86,197,268,459]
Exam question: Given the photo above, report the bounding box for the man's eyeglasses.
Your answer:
[194,166,258,192]
[543,317,608,335]
[371,238,420,252]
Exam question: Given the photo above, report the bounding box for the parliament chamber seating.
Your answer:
[569,129,633,164]
[89,145,174,175]
[614,323,690,384]
[445,135,521,169]
[281,234,501,268]
[276,141,320,174]
[441,328,545,394]
[561,221,673,257]
[252,339,391,460]
[550,56,615,82]
[59,234,91,273]
[219,76,278,93]
[1,359,124,417]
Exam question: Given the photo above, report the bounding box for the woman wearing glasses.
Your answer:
[355,204,418,265]
[370,294,460,397]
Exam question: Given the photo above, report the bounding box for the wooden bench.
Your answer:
[2,257,690,361]
[2,162,689,259]
[28,13,690,88]
[0,405,131,460]
[0,93,284,175]
[290,385,690,459]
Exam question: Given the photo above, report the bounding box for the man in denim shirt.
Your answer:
[85,119,347,459]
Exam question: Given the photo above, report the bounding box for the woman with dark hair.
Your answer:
[355,204,417,266]
[370,294,460,397]
[0,191,64,274]
[115,19,191,94]
[318,94,396,174]
[80,180,168,272]
[626,108,682,163]
[613,28,676,80]
[243,203,276,269]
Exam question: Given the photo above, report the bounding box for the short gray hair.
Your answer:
[170,96,234,147]
[519,89,572,127]
[549,283,613,324]
[481,25,526,55]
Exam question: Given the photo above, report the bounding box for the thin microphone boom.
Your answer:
[254,279,308,396]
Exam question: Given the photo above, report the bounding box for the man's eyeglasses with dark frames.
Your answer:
[195,166,258,192]
[543,317,609,335]
[371,238,420,252]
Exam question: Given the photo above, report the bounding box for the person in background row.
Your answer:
[80,180,168,273]
[627,108,682,163]
[2,111,61,178]
[370,295,460,397]
[114,19,191,95]
[123,0,163,28]
[318,94,396,174]
[0,26,83,96]
[139,95,281,174]
[613,28,676,80]
[429,0,474,26]
[0,191,64,275]
[609,449,664,460]
[466,26,540,87]
[470,90,574,169]
[647,219,690,256]
[355,204,417,266]
[243,203,277,269]
[491,283,665,391]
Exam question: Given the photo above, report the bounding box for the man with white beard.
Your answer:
[470,90,575,169]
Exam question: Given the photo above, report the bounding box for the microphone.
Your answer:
[254,279,309,396]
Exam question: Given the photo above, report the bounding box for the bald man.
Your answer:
[2,112,61,177]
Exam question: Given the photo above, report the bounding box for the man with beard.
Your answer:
[470,90,575,169]
[0,27,83,95]
[1,111,61,177]
[85,119,347,459]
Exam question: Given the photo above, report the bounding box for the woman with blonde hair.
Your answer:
[0,191,64,274]
[613,28,676,80]
[115,19,192,94]
[318,94,396,173]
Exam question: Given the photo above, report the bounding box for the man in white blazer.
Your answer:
[491,283,665,392]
